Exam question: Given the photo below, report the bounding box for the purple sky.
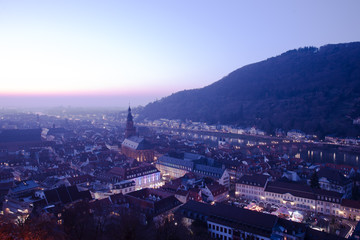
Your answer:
[0,0,359,108]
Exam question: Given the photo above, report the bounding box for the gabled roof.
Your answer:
[194,164,225,178]
[206,183,228,196]
[11,180,39,193]
[154,195,181,214]
[44,185,92,205]
[109,193,126,204]
[188,188,201,200]
[238,174,269,188]
[318,168,352,185]
[162,178,182,192]
[158,152,225,178]
[67,174,94,185]
[122,136,152,150]
[108,167,125,178]
[178,201,278,237]
[108,164,159,180]
[265,181,342,202]
[175,189,188,197]
[124,165,159,180]
[56,186,72,204]
[43,189,60,204]
[157,155,195,169]
[125,188,181,216]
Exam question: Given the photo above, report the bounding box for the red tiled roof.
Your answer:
[207,183,228,196]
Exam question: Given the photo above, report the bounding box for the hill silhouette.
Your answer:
[140,42,360,137]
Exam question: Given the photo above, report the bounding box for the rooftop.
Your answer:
[178,201,278,237]
[122,136,152,150]
[11,180,39,193]
[238,174,269,188]
[0,129,42,143]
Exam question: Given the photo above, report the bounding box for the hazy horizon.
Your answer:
[0,94,160,110]
[1,1,360,108]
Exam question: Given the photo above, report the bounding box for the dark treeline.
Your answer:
[0,201,209,240]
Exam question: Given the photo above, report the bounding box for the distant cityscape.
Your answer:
[0,107,359,239]
[140,118,360,147]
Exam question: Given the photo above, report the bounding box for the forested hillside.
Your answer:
[140,42,360,137]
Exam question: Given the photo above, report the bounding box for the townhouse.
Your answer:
[176,201,344,240]
[156,152,230,187]
[108,164,161,190]
[235,174,360,220]
[235,174,269,201]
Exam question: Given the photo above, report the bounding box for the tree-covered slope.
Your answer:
[140,42,360,137]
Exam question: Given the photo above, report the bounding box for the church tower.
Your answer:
[125,106,136,138]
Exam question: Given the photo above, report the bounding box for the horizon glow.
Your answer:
[1,0,360,108]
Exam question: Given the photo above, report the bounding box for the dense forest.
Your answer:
[140,42,360,137]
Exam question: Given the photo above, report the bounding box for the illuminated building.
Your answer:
[121,136,154,162]
[156,152,230,187]
[108,164,162,190]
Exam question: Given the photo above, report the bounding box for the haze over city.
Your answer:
[1,0,360,108]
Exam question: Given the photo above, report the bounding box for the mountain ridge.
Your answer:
[140,42,360,137]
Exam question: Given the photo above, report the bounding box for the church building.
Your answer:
[121,107,154,162]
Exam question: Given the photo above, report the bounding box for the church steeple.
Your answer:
[127,106,133,122]
[125,106,136,138]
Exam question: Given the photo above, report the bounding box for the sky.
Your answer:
[0,0,360,109]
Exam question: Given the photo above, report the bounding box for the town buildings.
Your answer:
[0,129,45,153]
[108,164,162,190]
[0,109,359,239]
[236,174,360,221]
[317,167,353,198]
[156,152,230,187]
[235,174,269,202]
[121,136,155,162]
[125,188,181,217]
[176,200,344,240]
[287,129,306,139]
